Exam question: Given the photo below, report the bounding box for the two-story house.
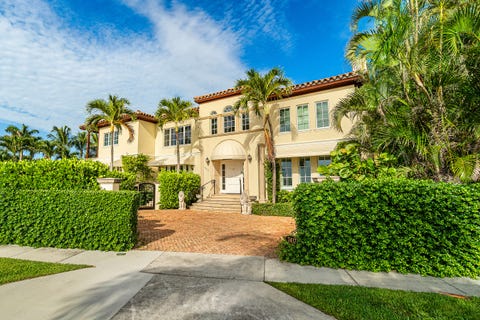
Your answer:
[91,72,359,204]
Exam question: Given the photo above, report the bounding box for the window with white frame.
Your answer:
[279,108,290,132]
[241,112,249,131]
[316,101,329,128]
[223,106,235,133]
[297,104,309,130]
[299,157,311,183]
[210,111,217,135]
[164,125,191,146]
[281,159,292,188]
[103,131,119,146]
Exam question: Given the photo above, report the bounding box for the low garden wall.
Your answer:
[280,179,480,277]
[0,189,140,251]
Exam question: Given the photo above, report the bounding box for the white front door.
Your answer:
[221,160,243,194]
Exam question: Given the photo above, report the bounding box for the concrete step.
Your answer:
[190,194,241,213]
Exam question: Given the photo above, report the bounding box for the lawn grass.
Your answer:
[0,257,90,285]
[268,282,480,320]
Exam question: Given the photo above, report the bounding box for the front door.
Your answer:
[221,160,243,194]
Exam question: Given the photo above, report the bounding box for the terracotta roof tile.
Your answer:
[193,72,360,104]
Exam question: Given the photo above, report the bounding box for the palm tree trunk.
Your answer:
[175,126,180,173]
[267,119,277,204]
[86,130,90,159]
[110,128,114,171]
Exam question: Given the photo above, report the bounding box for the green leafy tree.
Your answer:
[234,68,292,203]
[155,97,198,172]
[121,154,153,182]
[86,95,136,170]
[334,0,480,181]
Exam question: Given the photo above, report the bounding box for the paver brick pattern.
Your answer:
[136,210,296,258]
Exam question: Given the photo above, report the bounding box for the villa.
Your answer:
[92,72,360,207]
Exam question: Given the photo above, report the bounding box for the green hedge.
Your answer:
[280,180,480,278]
[0,190,139,251]
[158,171,201,209]
[0,159,108,190]
[0,159,137,190]
[252,203,295,217]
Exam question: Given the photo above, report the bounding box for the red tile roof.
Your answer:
[194,72,360,104]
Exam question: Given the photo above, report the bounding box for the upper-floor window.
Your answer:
[297,104,309,130]
[103,130,119,146]
[223,106,235,133]
[316,101,329,128]
[210,111,217,135]
[279,108,290,132]
[164,125,191,146]
[299,157,311,183]
[241,113,250,131]
[281,158,292,188]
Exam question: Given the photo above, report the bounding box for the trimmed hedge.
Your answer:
[252,203,295,217]
[0,189,139,251]
[0,159,108,190]
[280,179,480,278]
[158,171,201,209]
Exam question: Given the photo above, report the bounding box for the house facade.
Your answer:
[93,72,359,202]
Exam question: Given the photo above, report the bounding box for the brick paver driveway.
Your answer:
[136,210,296,257]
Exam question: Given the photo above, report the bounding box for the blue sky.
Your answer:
[0,0,358,136]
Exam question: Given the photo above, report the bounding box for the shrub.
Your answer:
[0,189,139,251]
[158,171,201,209]
[0,159,109,190]
[280,179,480,278]
[252,203,294,217]
[276,190,293,203]
[121,154,153,182]
[0,159,136,191]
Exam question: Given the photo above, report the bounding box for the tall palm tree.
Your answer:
[86,95,136,170]
[155,97,198,172]
[234,68,292,203]
[48,125,74,159]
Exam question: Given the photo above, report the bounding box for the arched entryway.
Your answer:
[211,140,246,194]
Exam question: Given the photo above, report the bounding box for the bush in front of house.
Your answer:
[280,179,480,278]
[0,189,140,251]
[252,203,295,217]
[157,170,201,209]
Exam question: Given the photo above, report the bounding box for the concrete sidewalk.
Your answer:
[1,245,479,320]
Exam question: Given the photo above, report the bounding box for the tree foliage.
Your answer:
[336,0,480,181]
[234,68,292,202]
[155,97,198,173]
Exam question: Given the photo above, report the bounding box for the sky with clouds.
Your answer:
[0,0,358,134]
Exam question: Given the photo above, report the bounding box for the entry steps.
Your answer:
[189,194,241,214]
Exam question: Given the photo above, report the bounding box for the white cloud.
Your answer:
[0,0,248,132]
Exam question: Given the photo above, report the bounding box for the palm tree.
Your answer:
[2,124,40,160]
[37,139,56,159]
[48,125,74,159]
[234,68,292,203]
[86,95,136,170]
[155,97,198,172]
[72,132,87,159]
